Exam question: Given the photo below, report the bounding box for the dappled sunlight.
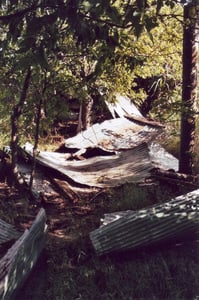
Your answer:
[0,209,47,299]
[90,189,199,255]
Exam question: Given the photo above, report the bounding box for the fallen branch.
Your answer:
[151,168,199,187]
[125,113,164,128]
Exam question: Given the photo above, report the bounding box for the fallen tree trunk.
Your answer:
[90,189,199,256]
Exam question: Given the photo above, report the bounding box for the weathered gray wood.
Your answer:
[90,189,199,255]
[0,208,47,300]
[151,168,199,187]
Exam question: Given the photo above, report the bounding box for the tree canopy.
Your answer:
[0,0,198,175]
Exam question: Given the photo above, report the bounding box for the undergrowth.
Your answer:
[15,182,199,300]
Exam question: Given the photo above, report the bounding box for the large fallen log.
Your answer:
[0,208,47,300]
[90,189,199,256]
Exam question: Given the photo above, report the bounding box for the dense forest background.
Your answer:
[0,0,198,176]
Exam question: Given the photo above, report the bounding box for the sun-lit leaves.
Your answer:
[0,0,194,145]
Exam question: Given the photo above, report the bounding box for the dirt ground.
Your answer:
[0,174,103,297]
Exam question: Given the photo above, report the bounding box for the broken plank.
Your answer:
[90,189,199,255]
[49,177,80,203]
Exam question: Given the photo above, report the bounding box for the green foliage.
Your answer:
[0,0,197,150]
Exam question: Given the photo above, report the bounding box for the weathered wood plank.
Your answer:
[125,113,164,128]
[0,208,47,300]
[90,189,199,255]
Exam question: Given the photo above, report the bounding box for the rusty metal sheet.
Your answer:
[65,95,161,151]
[65,118,160,151]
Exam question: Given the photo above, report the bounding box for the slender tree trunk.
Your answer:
[179,1,199,174]
[10,67,31,185]
[29,95,43,189]
[82,95,93,130]
[77,96,93,132]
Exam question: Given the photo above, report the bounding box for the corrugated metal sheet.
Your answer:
[0,209,47,300]
[22,95,178,187]
[149,142,179,171]
[106,94,143,118]
[65,118,160,151]
[23,142,153,187]
[0,220,20,245]
[64,95,161,151]
[90,189,199,255]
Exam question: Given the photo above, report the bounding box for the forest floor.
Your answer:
[0,166,199,300]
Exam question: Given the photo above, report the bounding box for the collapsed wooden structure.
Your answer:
[90,189,199,255]
[0,209,47,300]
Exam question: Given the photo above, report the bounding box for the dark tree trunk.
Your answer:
[29,95,43,189]
[10,67,31,186]
[179,2,199,174]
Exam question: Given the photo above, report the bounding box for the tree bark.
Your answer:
[29,95,43,189]
[77,95,93,132]
[179,1,199,174]
[10,67,31,186]
[82,95,93,130]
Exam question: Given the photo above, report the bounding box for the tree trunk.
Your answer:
[77,95,93,132]
[10,67,31,186]
[82,95,93,130]
[29,95,43,189]
[179,1,199,174]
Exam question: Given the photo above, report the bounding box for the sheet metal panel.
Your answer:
[90,189,199,255]
[65,118,159,151]
[23,142,153,187]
